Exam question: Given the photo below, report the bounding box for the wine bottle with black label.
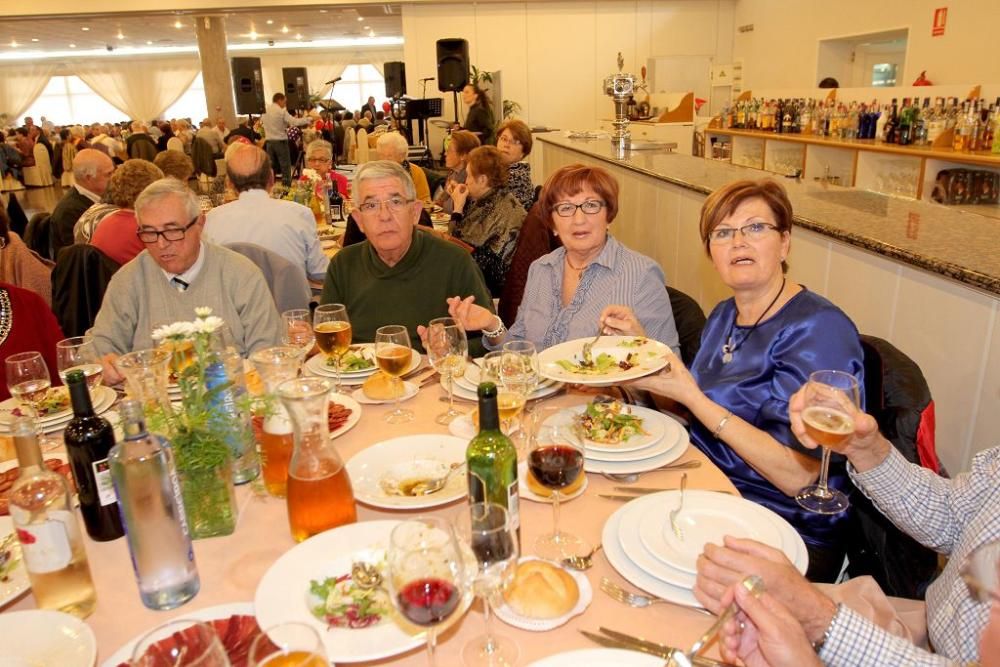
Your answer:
[466,382,520,548]
[64,370,123,542]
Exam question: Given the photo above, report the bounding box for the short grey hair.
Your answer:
[306,139,333,160]
[376,132,408,162]
[352,160,416,202]
[134,177,201,225]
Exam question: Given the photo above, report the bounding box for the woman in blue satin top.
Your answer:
[617,179,864,582]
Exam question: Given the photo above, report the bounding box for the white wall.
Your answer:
[401,0,734,150]
[733,0,998,89]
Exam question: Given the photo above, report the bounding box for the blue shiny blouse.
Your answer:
[690,288,865,552]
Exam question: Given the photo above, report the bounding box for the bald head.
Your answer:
[73,149,115,195]
[226,144,272,193]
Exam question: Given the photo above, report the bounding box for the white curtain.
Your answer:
[0,63,57,122]
[363,49,405,78]
[74,57,200,122]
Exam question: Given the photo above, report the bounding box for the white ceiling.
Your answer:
[0,5,401,53]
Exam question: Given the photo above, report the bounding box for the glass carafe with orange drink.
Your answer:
[277,376,357,542]
[313,304,352,393]
[250,347,302,498]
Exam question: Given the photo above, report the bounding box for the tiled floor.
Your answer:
[6,184,66,217]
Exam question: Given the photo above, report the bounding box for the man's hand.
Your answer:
[788,385,890,472]
[694,536,838,644]
[719,584,823,667]
[99,353,124,386]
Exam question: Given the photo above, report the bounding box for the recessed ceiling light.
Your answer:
[295,33,303,40]
[249,30,258,40]
[69,43,76,48]
[266,19,274,25]
[31,38,39,42]
[10,40,18,48]
[117,31,124,40]
[146,40,153,45]
[357,16,364,21]
[174,19,183,29]
[81,26,90,31]
[319,9,328,13]
[368,30,375,38]
[281,25,289,34]
[363,26,370,30]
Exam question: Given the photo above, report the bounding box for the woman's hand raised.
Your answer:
[446,296,497,332]
[599,304,647,337]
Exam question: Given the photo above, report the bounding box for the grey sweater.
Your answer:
[89,243,282,357]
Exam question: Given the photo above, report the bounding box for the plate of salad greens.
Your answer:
[326,345,377,375]
[538,336,672,385]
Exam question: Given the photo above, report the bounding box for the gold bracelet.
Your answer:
[713,410,732,438]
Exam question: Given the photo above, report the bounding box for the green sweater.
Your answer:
[321,230,494,353]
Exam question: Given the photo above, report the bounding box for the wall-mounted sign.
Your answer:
[932,7,947,37]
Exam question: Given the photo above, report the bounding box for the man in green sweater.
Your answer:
[321,160,494,353]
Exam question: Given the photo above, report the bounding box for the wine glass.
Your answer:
[426,317,468,425]
[5,351,55,448]
[313,304,351,392]
[454,502,520,667]
[528,405,590,560]
[249,622,327,666]
[387,516,467,667]
[281,309,315,361]
[375,324,413,424]
[131,620,230,667]
[55,336,103,393]
[960,539,1000,604]
[500,340,539,397]
[795,370,859,514]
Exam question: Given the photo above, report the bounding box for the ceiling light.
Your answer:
[295,33,303,40]
[357,16,364,21]
[368,30,375,38]
[249,30,258,40]
[31,38,39,42]
[117,31,125,40]
[69,43,76,48]
[174,19,183,29]
[10,40,18,48]
[146,40,153,45]
[363,26,370,30]
[282,25,289,34]
[266,19,274,25]
[81,26,90,31]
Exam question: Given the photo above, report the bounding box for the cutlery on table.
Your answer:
[670,575,765,667]
[599,577,712,614]
[578,629,735,667]
[562,544,602,571]
[611,486,736,496]
[600,459,701,484]
[669,472,687,541]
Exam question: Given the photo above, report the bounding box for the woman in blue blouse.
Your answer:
[443,163,680,353]
[619,179,864,582]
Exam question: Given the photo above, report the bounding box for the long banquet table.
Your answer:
[7,375,738,665]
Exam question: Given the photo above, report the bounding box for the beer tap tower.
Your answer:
[603,52,637,158]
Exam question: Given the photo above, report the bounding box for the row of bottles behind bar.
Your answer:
[719,96,1000,153]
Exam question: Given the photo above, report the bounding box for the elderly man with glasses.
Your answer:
[88,177,283,383]
[320,160,494,352]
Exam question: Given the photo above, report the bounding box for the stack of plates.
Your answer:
[545,404,689,475]
[602,490,809,607]
[448,362,563,401]
[0,386,117,434]
[303,343,422,386]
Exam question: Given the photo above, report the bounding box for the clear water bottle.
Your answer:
[109,399,200,610]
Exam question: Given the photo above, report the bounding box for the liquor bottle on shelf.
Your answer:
[466,382,520,549]
[914,98,931,145]
[883,99,899,144]
[926,98,947,144]
[8,418,97,618]
[953,101,973,151]
[63,370,123,542]
[898,98,913,146]
[109,399,200,611]
[991,98,1000,154]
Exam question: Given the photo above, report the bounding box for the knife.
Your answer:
[582,628,737,667]
[579,630,671,659]
[612,487,736,496]
[599,494,647,501]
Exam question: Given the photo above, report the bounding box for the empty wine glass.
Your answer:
[426,317,468,425]
[313,304,351,392]
[388,516,467,667]
[5,351,55,447]
[960,539,1000,604]
[795,370,859,514]
[454,502,520,667]
[281,309,315,361]
[375,324,414,423]
[55,336,103,393]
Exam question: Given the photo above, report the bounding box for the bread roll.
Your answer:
[503,560,579,618]
[362,371,397,400]
[0,435,13,464]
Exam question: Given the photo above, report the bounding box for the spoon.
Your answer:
[600,459,701,484]
[350,561,383,589]
[562,544,603,571]
[384,462,466,497]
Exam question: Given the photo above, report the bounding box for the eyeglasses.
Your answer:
[136,216,199,244]
[498,134,522,147]
[357,197,414,215]
[708,221,780,244]
[306,156,332,164]
[553,199,606,217]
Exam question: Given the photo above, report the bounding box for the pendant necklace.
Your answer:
[721,277,786,364]
[564,254,590,275]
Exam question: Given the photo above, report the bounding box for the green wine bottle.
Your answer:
[466,382,520,547]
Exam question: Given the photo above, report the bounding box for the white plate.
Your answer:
[0,385,116,428]
[552,404,673,460]
[517,461,588,504]
[528,648,663,667]
[306,344,421,378]
[583,430,689,475]
[0,610,96,667]
[448,380,562,403]
[347,435,468,510]
[254,520,473,664]
[0,516,30,608]
[326,392,362,439]
[447,413,520,439]
[639,492,784,574]
[494,558,592,631]
[455,364,563,400]
[350,380,419,405]
[538,336,672,386]
[100,602,255,667]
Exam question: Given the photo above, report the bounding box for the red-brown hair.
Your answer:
[466,146,507,188]
[496,119,533,156]
[449,130,481,158]
[538,164,619,229]
[699,178,793,271]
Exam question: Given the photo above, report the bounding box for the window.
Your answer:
[19,76,129,126]
[332,64,385,114]
[871,63,898,87]
[163,74,208,122]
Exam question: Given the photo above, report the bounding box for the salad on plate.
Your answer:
[308,566,391,629]
[577,398,647,444]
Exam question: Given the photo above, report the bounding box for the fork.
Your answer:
[581,326,603,365]
[669,472,687,541]
[600,577,712,615]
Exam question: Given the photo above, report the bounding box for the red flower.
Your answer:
[16,528,36,545]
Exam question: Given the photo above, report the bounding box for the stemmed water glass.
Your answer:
[528,406,590,560]
[281,309,315,361]
[5,351,56,447]
[313,304,351,393]
[55,336,104,393]
[375,324,414,423]
[249,622,327,666]
[426,317,468,425]
[454,502,520,667]
[795,370,859,514]
[387,516,467,667]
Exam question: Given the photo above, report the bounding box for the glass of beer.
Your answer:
[795,370,859,514]
[250,622,327,666]
[375,324,413,424]
[313,304,351,393]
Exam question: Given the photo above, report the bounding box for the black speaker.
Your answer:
[282,67,310,111]
[384,61,406,98]
[436,38,469,92]
[231,57,265,115]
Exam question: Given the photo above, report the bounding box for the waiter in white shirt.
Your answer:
[261,92,311,187]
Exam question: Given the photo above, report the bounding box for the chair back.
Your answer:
[23,212,53,261]
[191,137,217,177]
[844,334,941,599]
[50,244,121,337]
[498,200,561,326]
[345,128,357,164]
[223,242,311,313]
[129,135,158,162]
[6,194,29,237]
[356,129,370,164]
[666,286,706,367]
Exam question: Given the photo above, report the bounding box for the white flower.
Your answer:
[194,306,213,318]
[192,316,225,334]
[301,168,319,179]
[152,321,197,341]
